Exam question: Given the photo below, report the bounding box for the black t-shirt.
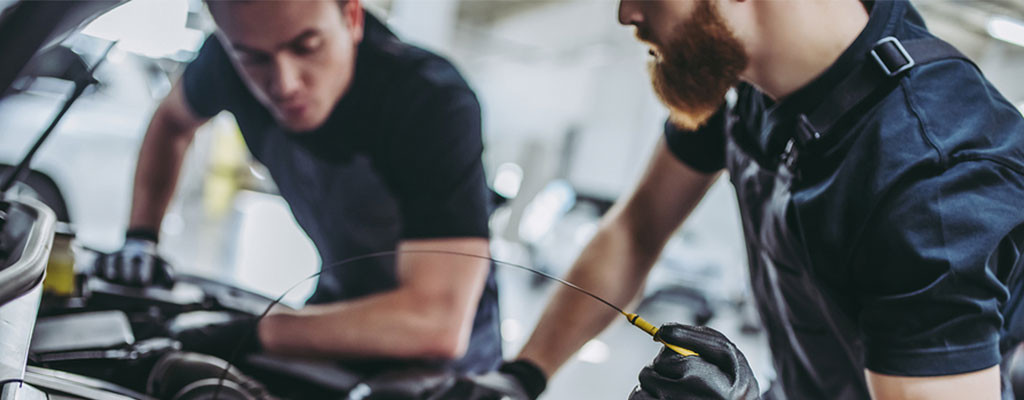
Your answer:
[181,13,500,374]
[665,0,1024,398]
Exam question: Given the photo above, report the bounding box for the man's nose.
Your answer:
[269,56,302,100]
[618,0,643,26]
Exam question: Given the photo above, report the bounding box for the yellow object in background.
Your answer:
[203,115,248,219]
[43,228,76,296]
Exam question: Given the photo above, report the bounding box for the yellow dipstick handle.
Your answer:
[624,313,699,357]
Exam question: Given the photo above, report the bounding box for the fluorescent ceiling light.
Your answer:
[493,162,524,199]
[577,339,610,364]
[501,318,524,342]
[987,16,1024,48]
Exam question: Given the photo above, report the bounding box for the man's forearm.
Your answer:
[259,287,473,360]
[260,239,490,361]
[128,114,195,232]
[516,145,720,379]
[517,218,662,377]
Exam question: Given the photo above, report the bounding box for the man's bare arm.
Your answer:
[866,366,1001,400]
[517,139,722,377]
[258,237,491,359]
[129,81,208,232]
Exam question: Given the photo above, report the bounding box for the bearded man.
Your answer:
[433,0,1024,399]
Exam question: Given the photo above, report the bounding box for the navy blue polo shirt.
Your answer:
[665,0,1024,397]
[180,13,501,374]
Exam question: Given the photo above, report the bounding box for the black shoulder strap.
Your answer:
[791,36,974,150]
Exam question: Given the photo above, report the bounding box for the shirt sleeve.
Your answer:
[852,161,1024,376]
[180,35,235,118]
[383,85,491,240]
[663,105,728,173]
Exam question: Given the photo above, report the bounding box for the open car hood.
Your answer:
[0,0,124,97]
[0,0,122,304]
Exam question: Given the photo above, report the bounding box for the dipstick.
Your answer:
[624,312,699,357]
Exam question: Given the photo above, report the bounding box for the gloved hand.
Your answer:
[629,324,759,400]
[168,311,263,361]
[427,360,547,400]
[96,229,174,287]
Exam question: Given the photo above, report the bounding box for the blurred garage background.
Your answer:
[1,0,1022,398]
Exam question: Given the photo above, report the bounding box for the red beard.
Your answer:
[647,1,748,131]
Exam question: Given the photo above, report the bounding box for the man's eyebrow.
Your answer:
[287,29,321,46]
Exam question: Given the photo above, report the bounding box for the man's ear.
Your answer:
[342,0,365,44]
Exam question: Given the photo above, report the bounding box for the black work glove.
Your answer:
[95,229,174,287]
[629,324,759,400]
[168,311,263,361]
[428,360,547,400]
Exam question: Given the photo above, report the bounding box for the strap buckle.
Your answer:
[871,36,915,77]
[794,114,822,147]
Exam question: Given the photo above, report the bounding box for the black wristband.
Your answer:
[126,228,159,243]
[499,359,547,400]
